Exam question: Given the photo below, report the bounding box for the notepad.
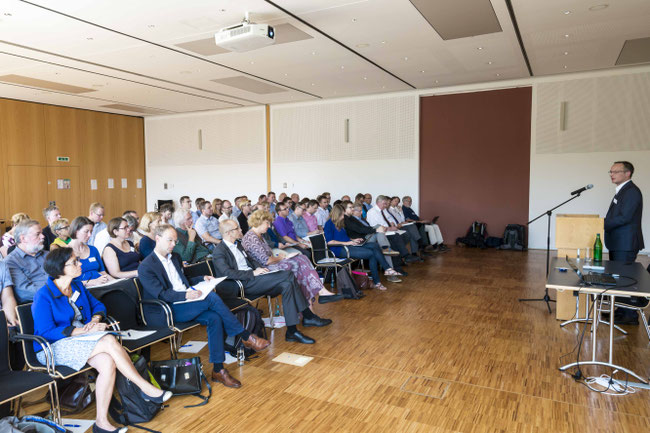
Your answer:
[174,277,227,303]
[272,352,313,367]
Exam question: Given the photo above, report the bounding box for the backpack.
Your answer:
[456,221,488,249]
[225,305,266,359]
[498,224,527,251]
[109,355,163,433]
[336,268,364,299]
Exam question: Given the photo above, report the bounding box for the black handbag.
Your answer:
[150,357,211,408]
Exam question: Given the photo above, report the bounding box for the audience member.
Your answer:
[354,193,368,218]
[237,200,253,234]
[289,202,319,239]
[32,247,171,433]
[103,217,140,278]
[212,220,330,344]
[219,200,238,226]
[274,203,311,254]
[267,191,277,215]
[4,220,48,303]
[341,195,351,202]
[315,195,330,229]
[366,196,419,263]
[195,201,222,250]
[179,195,192,213]
[1,212,30,254]
[122,210,139,224]
[290,193,300,204]
[0,260,18,326]
[323,192,333,212]
[253,194,267,211]
[193,198,205,224]
[41,205,61,250]
[303,200,320,233]
[139,224,269,388]
[242,210,342,306]
[232,197,242,218]
[88,203,106,247]
[325,204,403,291]
[173,209,211,264]
[159,203,175,227]
[211,198,223,219]
[137,211,162,259]
[67,216,113,287]
[402,196,448,251]
[386,196,430,255]
[49,218,71,250]
[278,192,287,203]
[363,193,373,211]
[124,215,140,246]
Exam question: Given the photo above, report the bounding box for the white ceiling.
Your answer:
[0,0,647,116]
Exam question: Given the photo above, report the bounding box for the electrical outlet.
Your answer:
[164,183,168,190]
[283,182,287,188]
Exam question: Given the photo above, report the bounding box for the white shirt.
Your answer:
[315,207,330,227]
[218,213,239,226]
[154,251,187,292]
[93,229,111,255]
[223,240,252,271]
[390,206,406,223]
[367,206,393,228]
[615,179,631,195]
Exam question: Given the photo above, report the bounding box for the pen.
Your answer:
[64,424,81,428]
[189,286,198,291]
[180,344,191,348]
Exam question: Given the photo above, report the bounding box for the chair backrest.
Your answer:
[16,304,42,368]
[183,260,213,280]
[0,310,10,373]
[307,233,329,263]
[88,279,141,330]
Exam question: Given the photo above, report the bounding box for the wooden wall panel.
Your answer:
[6,166,48,225]
[0,99,46,166]
[46,166,81,219]
[110,115,146,216]
[44,105,83,166]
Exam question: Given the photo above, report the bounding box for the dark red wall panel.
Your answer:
[419,87,532,242]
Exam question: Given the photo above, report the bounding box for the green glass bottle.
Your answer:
[593,234,603,263]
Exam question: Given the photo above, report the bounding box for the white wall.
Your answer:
[144,106,266,209]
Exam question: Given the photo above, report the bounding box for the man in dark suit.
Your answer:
[139,224,270,388]
[605,161,645,324]
[212,219,331,345]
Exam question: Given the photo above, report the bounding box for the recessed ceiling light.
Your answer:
[487,61,493,65]
[284,73,288,76]
[477,46,484,50]
[563,10,571,15]
[564,65,568,69]
[382,85,386,89]
[589,4,609,11]
[356,43,369,48]
[435,80,439,83]
[381,41,386,44]
[311,51,316,55]
[404,57,408,61]
[311,83,316,86]
[340,65,345,69]
[420,70,425,73]
[363,77,367,80]
[564,51,569,55]
[250,61,255,64]
[496,73,500,77]
[564,34,570,38]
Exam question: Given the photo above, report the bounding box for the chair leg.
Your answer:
[267,296,274,328]
[49,382,61,425]
[640,310,650,341]
[170,337,177,360]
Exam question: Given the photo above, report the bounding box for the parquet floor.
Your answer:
[41,249,650,432]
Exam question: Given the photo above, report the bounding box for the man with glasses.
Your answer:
[218,200,239,226]
[4,220,48,303]
[213,220,330,344]
[195,201,222,251]
[41,205,61,251]
[139,224,270,388]
[274,204,311,254]
[288,202,319,239]
[87,202,106,247]
[604,161,645,325]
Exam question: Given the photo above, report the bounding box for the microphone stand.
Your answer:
[518,192,585,313]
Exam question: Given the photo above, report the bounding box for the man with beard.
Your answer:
[4,219,48,303]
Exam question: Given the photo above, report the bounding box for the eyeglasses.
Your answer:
[222,206,232,210]
[65,259,80,267]
[116,226,129,231]
[57,226,70,231]
[608,170,627,175]
[226,227,241,234]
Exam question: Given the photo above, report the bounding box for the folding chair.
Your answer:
[306,233,355,289]
[0,311,61,424]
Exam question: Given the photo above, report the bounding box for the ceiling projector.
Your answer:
[215,21,275,53]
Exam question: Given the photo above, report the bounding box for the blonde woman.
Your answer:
[1,213,30,256]
[137,211,161,259]
[242,210,342,306]
[49,218,71,250]
[211,198,223,218]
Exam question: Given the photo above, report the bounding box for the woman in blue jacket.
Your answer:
[32,248,172,433]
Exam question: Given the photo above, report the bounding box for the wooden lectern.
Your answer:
[555,214,604,320]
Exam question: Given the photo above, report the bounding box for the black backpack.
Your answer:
[456,221,488,249]
[109,355,163,433]
[499,224,527,251]
[225,305,266,359]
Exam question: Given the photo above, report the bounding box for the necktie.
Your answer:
[381,210,392,226]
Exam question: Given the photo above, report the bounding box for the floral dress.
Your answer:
[241,230,323,301]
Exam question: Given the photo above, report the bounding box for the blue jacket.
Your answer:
[32,278,106,352]
[604,181,644,252]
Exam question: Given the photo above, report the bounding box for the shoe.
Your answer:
[386,275,402,283]
[375,283,388,291]
[285,330,315,344]
[404,255,419,264]
[397,270,408,277]
[93,424,128,433]
[318,294,344,304]
[139,389,172,404]
[242,334,270,351]
[302,316,333,327]
[212,368,241,388]
[382,248,400,256]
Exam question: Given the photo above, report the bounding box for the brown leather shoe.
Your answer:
[212,368,241,388]
[242,334,270,352]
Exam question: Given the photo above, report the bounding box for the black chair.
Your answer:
[15,304,93,380]
[0,311,61,424]
[306,233,355,288]
[88,278,176,358]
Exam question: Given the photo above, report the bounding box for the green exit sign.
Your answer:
[56,156,70,162]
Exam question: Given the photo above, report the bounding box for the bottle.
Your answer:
[274,304,281,317]
[237,346,245,366]
[593,234,603,263]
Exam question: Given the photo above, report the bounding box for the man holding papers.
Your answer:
[139,224,269,389]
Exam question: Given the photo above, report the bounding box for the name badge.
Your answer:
[130,247,135,252]
[613,198,618,204]
[88,257,96,262]
[71,291,80,303]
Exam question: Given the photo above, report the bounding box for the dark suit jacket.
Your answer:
[211,241,262,283]
[139,251,203,304]
[604,180,644,252]
[42,225,56,251]
[344,215,375,239]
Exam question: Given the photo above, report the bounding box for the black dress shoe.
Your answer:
[302,316,333,327]
[404,255,419,264]
[285,330,315,344]
[318,294,344,304]
[93,424,128,433]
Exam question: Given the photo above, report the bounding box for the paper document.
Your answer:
[117,329,156,340]
[283,252,300,259]
[90,278,126,288]
[70,331,117,342]
[178,340,208,353]
[263,316,286,328]
[272,352,313,367]
[174,277,227,303]
[61,418,95,433]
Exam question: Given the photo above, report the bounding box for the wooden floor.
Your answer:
[39,249,650,432]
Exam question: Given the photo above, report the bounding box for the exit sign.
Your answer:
[56,156,70,162]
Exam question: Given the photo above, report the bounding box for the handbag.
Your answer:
[150,357,211,408]
[351,271,372,290]
[59,372,95,414]
[336,268,365,299]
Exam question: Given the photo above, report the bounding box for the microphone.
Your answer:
[571,184,593,195]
